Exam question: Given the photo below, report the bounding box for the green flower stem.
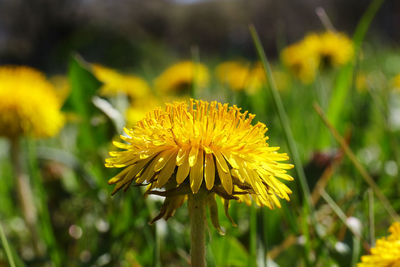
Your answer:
[188,190,207,267]
[10,138,41,256]
[0,221,16,267]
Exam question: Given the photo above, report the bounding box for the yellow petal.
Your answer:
[190,149,204,193]
[221,151,239,169]
[176,153,190,184]
[176,148,187,166]
[156,151,178,188]
[214,151,229,173]
[204,153,215,190]
[154,149,175,172]
[216,158,232,194]
[188,146,199,167]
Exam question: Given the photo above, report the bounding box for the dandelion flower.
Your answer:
[281,39,319,84]
[216,61,268,94]
[216,61,252,91]
[92,64,150,100]
[318,31,354,67]
[0,66,65,138]
[50,75,71,104]
[358,222,400,267]
[391,74,400,91]
[106,99,294,223]
[125,97,162,127]
[154,61,209,95]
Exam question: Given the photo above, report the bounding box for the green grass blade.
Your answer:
[249,25,314,215]
[314,103,400,221]
[325,0,385,137]
[26,140,63,266]
[0,222,16,267]
[248,204,257,267]
[250,25,316,266]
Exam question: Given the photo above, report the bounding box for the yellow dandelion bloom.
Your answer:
[0,66,65,138]
[125,97,162,127]
[216,61,268,94]
[318,31,354,67]
[391,74,400,91]
[50,75,71,104]
[106,99,294,222]
[281,40,319,84]
[92,64,150,99]
[216,61,252,91]
[154,61,209,94]
[246,63,267,94]
[358,222,400,267]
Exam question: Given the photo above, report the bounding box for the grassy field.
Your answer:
[1,1,400,266]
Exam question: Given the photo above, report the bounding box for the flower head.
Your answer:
[216,61,252,91]
[391,73,400,91]
[154,61,209,95]
[216,61,268,94]
[281,39,319,84]
[92,64,150,100]
[0,66,65,138]
[106,99,293,223]
[125,97,162,127]
[281,31,353,83]
[358,222,400,267]
[318,31,354,67]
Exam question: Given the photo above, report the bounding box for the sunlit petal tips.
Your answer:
[358,222,400,266]
[106,99,294,221]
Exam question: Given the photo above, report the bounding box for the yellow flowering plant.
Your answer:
[92,64,150,100]
[106,99,293,266]
[358,222,400,266]
[154,61,210,95]
[0,66,65,138]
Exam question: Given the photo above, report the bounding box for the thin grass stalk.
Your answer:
[249,204,257,267]
[315,7,336,32]
[249,25,314,214]
[188,191,207,267]
[249,25,315,265]
[10,138,41,256]
[26,140,62,265]
[314,103,400,221]
[0,222,16,267]
[191,45,201,99]
[368,189,375,247]
[320,190,362,240]
[351,236,361,267]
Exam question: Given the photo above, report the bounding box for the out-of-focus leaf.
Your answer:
[64,54,102,115]
[322,0,385,147]
[209,235,249,267]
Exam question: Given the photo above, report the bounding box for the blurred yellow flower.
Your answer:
[125,97,162,127]
[0,66,65,138]
[50,75,71,104]
[281,40,319,84]
[281,31,353,83]
[318,31,354,67]
[106,99,293,222]
[358,222,400,267]
[216,61,251,91]
[216,61,269,94]
[391,73,400,91]
[92,64,150,99]
[154,61,209,94]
